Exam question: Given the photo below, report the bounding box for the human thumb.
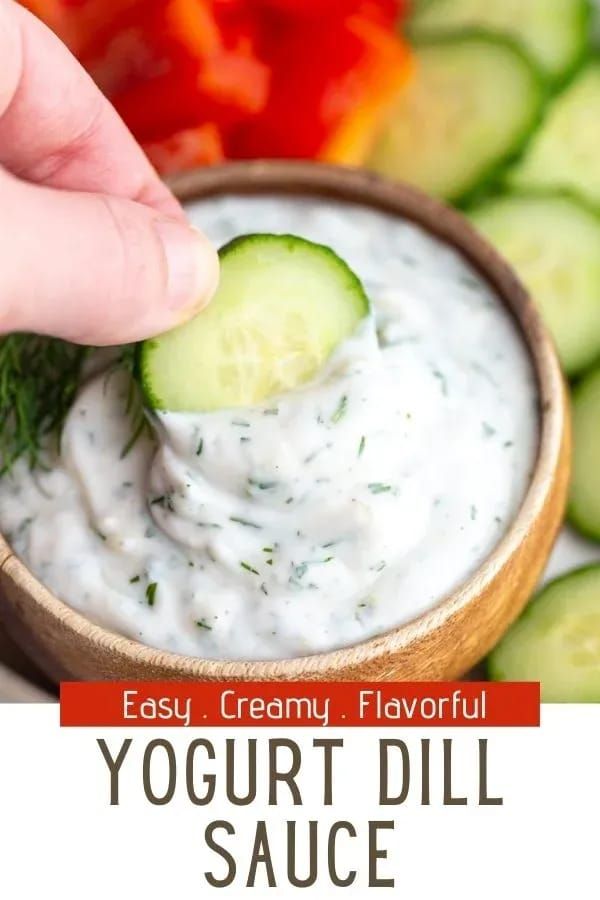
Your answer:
[0,167,219,345]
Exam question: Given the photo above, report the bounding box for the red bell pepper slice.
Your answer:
[80,0,269,141]
[253,0,403,20]
[226,12,411,163]
[143,122,224,174]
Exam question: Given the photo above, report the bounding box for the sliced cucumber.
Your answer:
[139,234,369,412]
[367,33,544,203]
[469,193,600,377]
[488,566,600,702]
[569,366,600,540]
[409,0,591,82]
[508,63,600,207]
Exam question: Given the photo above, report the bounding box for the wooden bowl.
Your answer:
[0,161,570,682]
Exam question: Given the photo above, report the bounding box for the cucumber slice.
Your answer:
[569,366,600,540]
[367,33,544,203]
[469,194,600,377]
[409,0,591,82]
[508,63,600,207]
[139,234,369,412]
[488,566,600,702]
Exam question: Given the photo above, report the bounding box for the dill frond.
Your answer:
[0,335,142,476]
[0,335,87,475]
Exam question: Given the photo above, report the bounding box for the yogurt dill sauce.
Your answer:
[0,196,538,660]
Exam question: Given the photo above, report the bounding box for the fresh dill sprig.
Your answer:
[0,335,147,476]
[113,345,153,458]
[0,334,88,476]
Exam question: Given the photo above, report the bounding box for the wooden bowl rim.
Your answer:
[0,161,567,678]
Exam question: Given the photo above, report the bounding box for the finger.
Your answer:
[0,0,182,218]
[0,168,219,345]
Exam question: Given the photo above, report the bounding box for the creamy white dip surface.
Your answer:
[0,196,538,660]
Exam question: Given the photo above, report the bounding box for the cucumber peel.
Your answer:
[367,32,545,203]
[488,565,600,702]
[139,233,369,412]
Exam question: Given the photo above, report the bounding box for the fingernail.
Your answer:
[155,219,219,314]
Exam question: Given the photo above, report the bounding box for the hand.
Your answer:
[0,0,218,345]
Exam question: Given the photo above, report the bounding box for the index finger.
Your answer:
[0,0,183,218]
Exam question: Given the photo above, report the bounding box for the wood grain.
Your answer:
[0,162,570,682]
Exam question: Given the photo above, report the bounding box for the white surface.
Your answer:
[544,526,600,584]
[0,706,598,897]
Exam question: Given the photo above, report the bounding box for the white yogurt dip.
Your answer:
[0,195,538,660]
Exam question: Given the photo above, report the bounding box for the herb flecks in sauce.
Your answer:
[230,516,262,530]
[146,582,158,607]
[368,482,392,494]
[0,195,538,663]
[331,394,348,424]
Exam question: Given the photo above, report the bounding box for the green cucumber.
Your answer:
[409,0,591,82]
[469,193,600,377]
[568,366,600,540]
[508,62,600,207]
[139,233,369,412]
[367,33,544,203]
[488,566,600,702]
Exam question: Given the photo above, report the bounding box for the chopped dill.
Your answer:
[432,368,448,396]
[129,575,140,584]
[248,478,278,491]
[195,618,212,631]
[293,562,308,579]
[146,582,158,607]
[358,435,366,457]
[368,482,391,494]
[240,561,259,575]
[150,494,175,512]
[196,438,204,456]
[331,394,348,424]
[230,516,262,529]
